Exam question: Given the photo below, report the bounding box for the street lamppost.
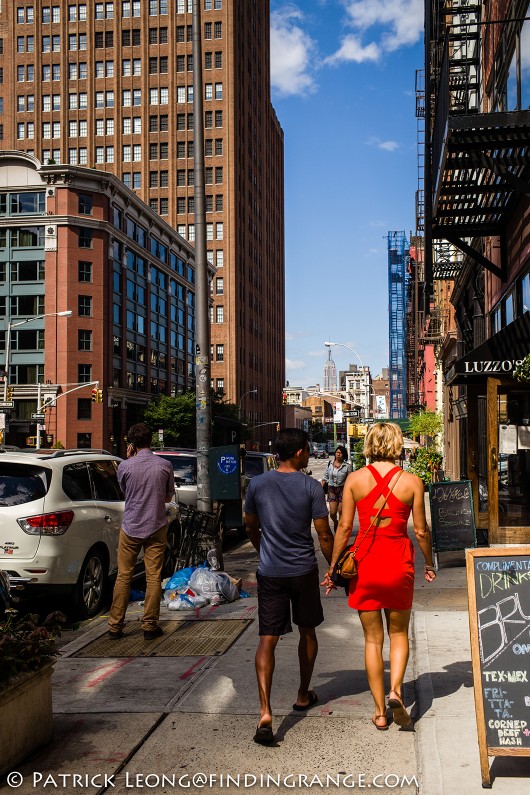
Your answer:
[3,310,73,403]
[238,388,257,420]
[324,340,364,369]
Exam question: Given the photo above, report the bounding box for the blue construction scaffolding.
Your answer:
[388,231,409,419]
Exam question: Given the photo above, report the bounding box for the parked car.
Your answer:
[315,443,328,459]
[243,451,279,479]
[0,449,180,619]
[153,448,198,507]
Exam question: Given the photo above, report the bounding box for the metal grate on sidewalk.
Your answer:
[73,619,252,658]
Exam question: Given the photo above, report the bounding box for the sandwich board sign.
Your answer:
[466,547,530,787]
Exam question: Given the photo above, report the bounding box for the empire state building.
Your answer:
[324,349,337,393]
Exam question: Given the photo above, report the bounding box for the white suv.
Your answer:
[0,449,180,619]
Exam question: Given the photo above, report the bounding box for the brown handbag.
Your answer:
[331,470,403,583]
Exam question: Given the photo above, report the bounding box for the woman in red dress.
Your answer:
[322,423,436,730]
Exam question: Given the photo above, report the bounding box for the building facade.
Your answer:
[0,0,285,439]
[0,151,197,454]
[425,0,530,543]
[323,349,337,392]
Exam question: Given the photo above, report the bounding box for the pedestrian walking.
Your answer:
[108,422,175,641]
[322,422,436,730]
[321,445,351,532]
[244,428,334,745]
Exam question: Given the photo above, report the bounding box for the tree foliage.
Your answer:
[351,438,366,471]
[407,411,443,443]
[143,391,245,448]
[408,447,443,485]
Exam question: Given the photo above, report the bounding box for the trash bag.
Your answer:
[167,593,209,610]
[189,568,239,602]
[165,566,196,591]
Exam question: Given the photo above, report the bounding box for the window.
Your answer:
[77,399,92,420]
[204,22,212,39]
[522,273,530,315]
[78,295,93,317]
[215,194,223,212]
[216,305,224,323]
[78,261,92,282]
[215,138,223,155]
[78,228,93,248]
[215,166,223,183]
[216,378,224,395]
[216,344,224,362]
[77,433,92,449]
[216,250,223,268]
[205,83,213,101]
[215,110,223,127]
[160,198,168,215]
[78,194,93,215]
[215,82,223,100]
[216,222,224,240]
[214,21,222,38]
[215,277,223,295]
[215,51,222,69]
[78,329,92,351]
[78,364,92,384]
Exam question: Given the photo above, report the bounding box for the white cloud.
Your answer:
[286,358,306,370]
[328,0,424,64]
[365,135,400,151]
[307,349,327,357]
[325,34,380,65]
[271,7,317,96]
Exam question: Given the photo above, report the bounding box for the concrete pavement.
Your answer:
[1,487,529,793]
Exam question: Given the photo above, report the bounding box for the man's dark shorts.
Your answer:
[256,567,324,636]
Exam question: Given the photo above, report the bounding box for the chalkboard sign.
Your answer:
[467,547,530,788]
[428,480,477,555]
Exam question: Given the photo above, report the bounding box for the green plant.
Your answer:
[514,353,530,383]
[51,440,65,449]
[351,439,366,471]
[0,610,65,687]
[408,447,443,485]
[407,411,443,443]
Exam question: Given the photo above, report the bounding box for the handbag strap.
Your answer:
[352,469,403,557]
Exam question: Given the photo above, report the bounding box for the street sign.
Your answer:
[0,402,14,409]
[31,413,45,421]
[343,410,360,418]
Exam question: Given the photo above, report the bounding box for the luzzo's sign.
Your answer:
[464,359,523,374]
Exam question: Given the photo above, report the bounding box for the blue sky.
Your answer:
[269,0,424,387]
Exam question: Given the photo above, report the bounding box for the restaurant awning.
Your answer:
[445,313,530,386]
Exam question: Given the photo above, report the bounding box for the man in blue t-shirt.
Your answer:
[245,428,334,745]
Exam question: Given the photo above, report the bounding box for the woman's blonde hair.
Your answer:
[363,422,403,461]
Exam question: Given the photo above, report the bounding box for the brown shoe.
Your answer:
[143,626,164,641]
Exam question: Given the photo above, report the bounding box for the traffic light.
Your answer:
[282,392,287,405]
[276,423,280,432]
[91,388,98,403]
[6,386,13,400]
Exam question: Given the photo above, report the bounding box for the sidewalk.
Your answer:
[1,502,529,794]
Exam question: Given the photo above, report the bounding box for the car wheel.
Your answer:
[163,523,181,579]
[74,548,108,619]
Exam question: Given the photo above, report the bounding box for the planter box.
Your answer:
[0,664,53,776]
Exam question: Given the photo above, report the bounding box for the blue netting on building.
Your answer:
[388,231,409,419]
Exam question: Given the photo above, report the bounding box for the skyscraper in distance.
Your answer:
[0,0,285,438]
[324,348,337,393]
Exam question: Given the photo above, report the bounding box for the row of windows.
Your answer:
[15,22,222,52]
[17,53,222,82]
[176,195,224,213]
[17,0,222,25]
[210,344,224,362]
[176,222,223,242]
[491,272,530,333]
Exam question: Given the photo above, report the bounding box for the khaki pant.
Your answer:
[108,525,166,633]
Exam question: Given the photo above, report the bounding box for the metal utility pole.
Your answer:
[192,0,212,512]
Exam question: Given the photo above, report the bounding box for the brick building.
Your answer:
[0,151,197,453]
[0,1,285,440]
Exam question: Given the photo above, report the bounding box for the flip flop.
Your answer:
[371,715,389,731]
[253,724,274,745]
[387,692,412,727]
[292,690,318,711]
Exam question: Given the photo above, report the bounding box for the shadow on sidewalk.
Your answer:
[410,660,473,722]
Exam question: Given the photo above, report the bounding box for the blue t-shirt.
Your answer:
[244,470,328,577]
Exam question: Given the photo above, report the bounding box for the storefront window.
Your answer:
[498,391,530,526]
[522,272,530,314]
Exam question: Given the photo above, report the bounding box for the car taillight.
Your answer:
[17,510,74,536]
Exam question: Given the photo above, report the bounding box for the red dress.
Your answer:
[348,465,415,611]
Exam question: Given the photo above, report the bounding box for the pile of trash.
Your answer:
[162,549,246,611]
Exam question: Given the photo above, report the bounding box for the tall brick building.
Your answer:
[0,1,285,439]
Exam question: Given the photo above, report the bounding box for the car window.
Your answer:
[0,463,48,506]
[89,461,123,501]
[62,462,93,501]
[244,456,264,478]
[157,455,197,485]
